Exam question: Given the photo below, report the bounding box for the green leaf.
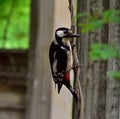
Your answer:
[107,71,120,80]
[103,9,120,23]
[87,20,103,31]
[0,0,30,49]
[75,12,87,19]
[90,43,117,60]
[77,9,120,33]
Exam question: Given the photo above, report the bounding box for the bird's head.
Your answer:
[55,27,80,44]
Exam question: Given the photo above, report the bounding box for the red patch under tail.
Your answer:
[64,71,70,84]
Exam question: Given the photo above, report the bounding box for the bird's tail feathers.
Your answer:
[57,83,63,94]
[55,83,56,90]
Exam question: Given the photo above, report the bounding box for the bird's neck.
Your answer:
[54,37,71,47]
[62,38,71,46]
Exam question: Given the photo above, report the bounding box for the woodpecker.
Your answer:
[49,27,80,101]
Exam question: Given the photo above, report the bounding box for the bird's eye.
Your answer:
[64,30,67,34]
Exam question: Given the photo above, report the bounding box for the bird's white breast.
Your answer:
[66,47,73,71]
[62,38,73,71]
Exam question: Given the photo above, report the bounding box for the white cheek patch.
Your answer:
[56,31,65,37]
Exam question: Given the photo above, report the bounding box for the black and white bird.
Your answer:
[49,27,80,101]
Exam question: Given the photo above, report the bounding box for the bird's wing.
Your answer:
[52,48,67,82]
[54,49,68,93]
[49,43,68,92]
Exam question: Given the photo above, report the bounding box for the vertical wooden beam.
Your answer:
[26,0,54,119]
[50,1,73,119]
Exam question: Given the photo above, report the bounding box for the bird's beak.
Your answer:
[67,29,80,38]
[70,33,80,37]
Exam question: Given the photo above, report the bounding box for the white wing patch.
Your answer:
[60,46,67,50]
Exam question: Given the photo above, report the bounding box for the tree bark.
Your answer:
[106,0,120,119]
[74,0,120,119]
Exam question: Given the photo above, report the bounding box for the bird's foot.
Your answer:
[72,64,80,70]
[73,91,79,102]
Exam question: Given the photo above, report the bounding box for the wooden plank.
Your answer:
[0,85,25,118]
[0,110,25,119]
[0,88,25,110]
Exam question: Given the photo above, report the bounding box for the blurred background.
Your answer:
[0,0,73,119]
[0,0,29,119]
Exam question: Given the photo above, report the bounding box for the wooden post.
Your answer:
[26,0,54,119]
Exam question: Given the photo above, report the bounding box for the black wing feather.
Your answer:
[49,42,67,93]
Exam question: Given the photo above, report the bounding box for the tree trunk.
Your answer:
[106,0,120,119]
[73,0,120,119]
